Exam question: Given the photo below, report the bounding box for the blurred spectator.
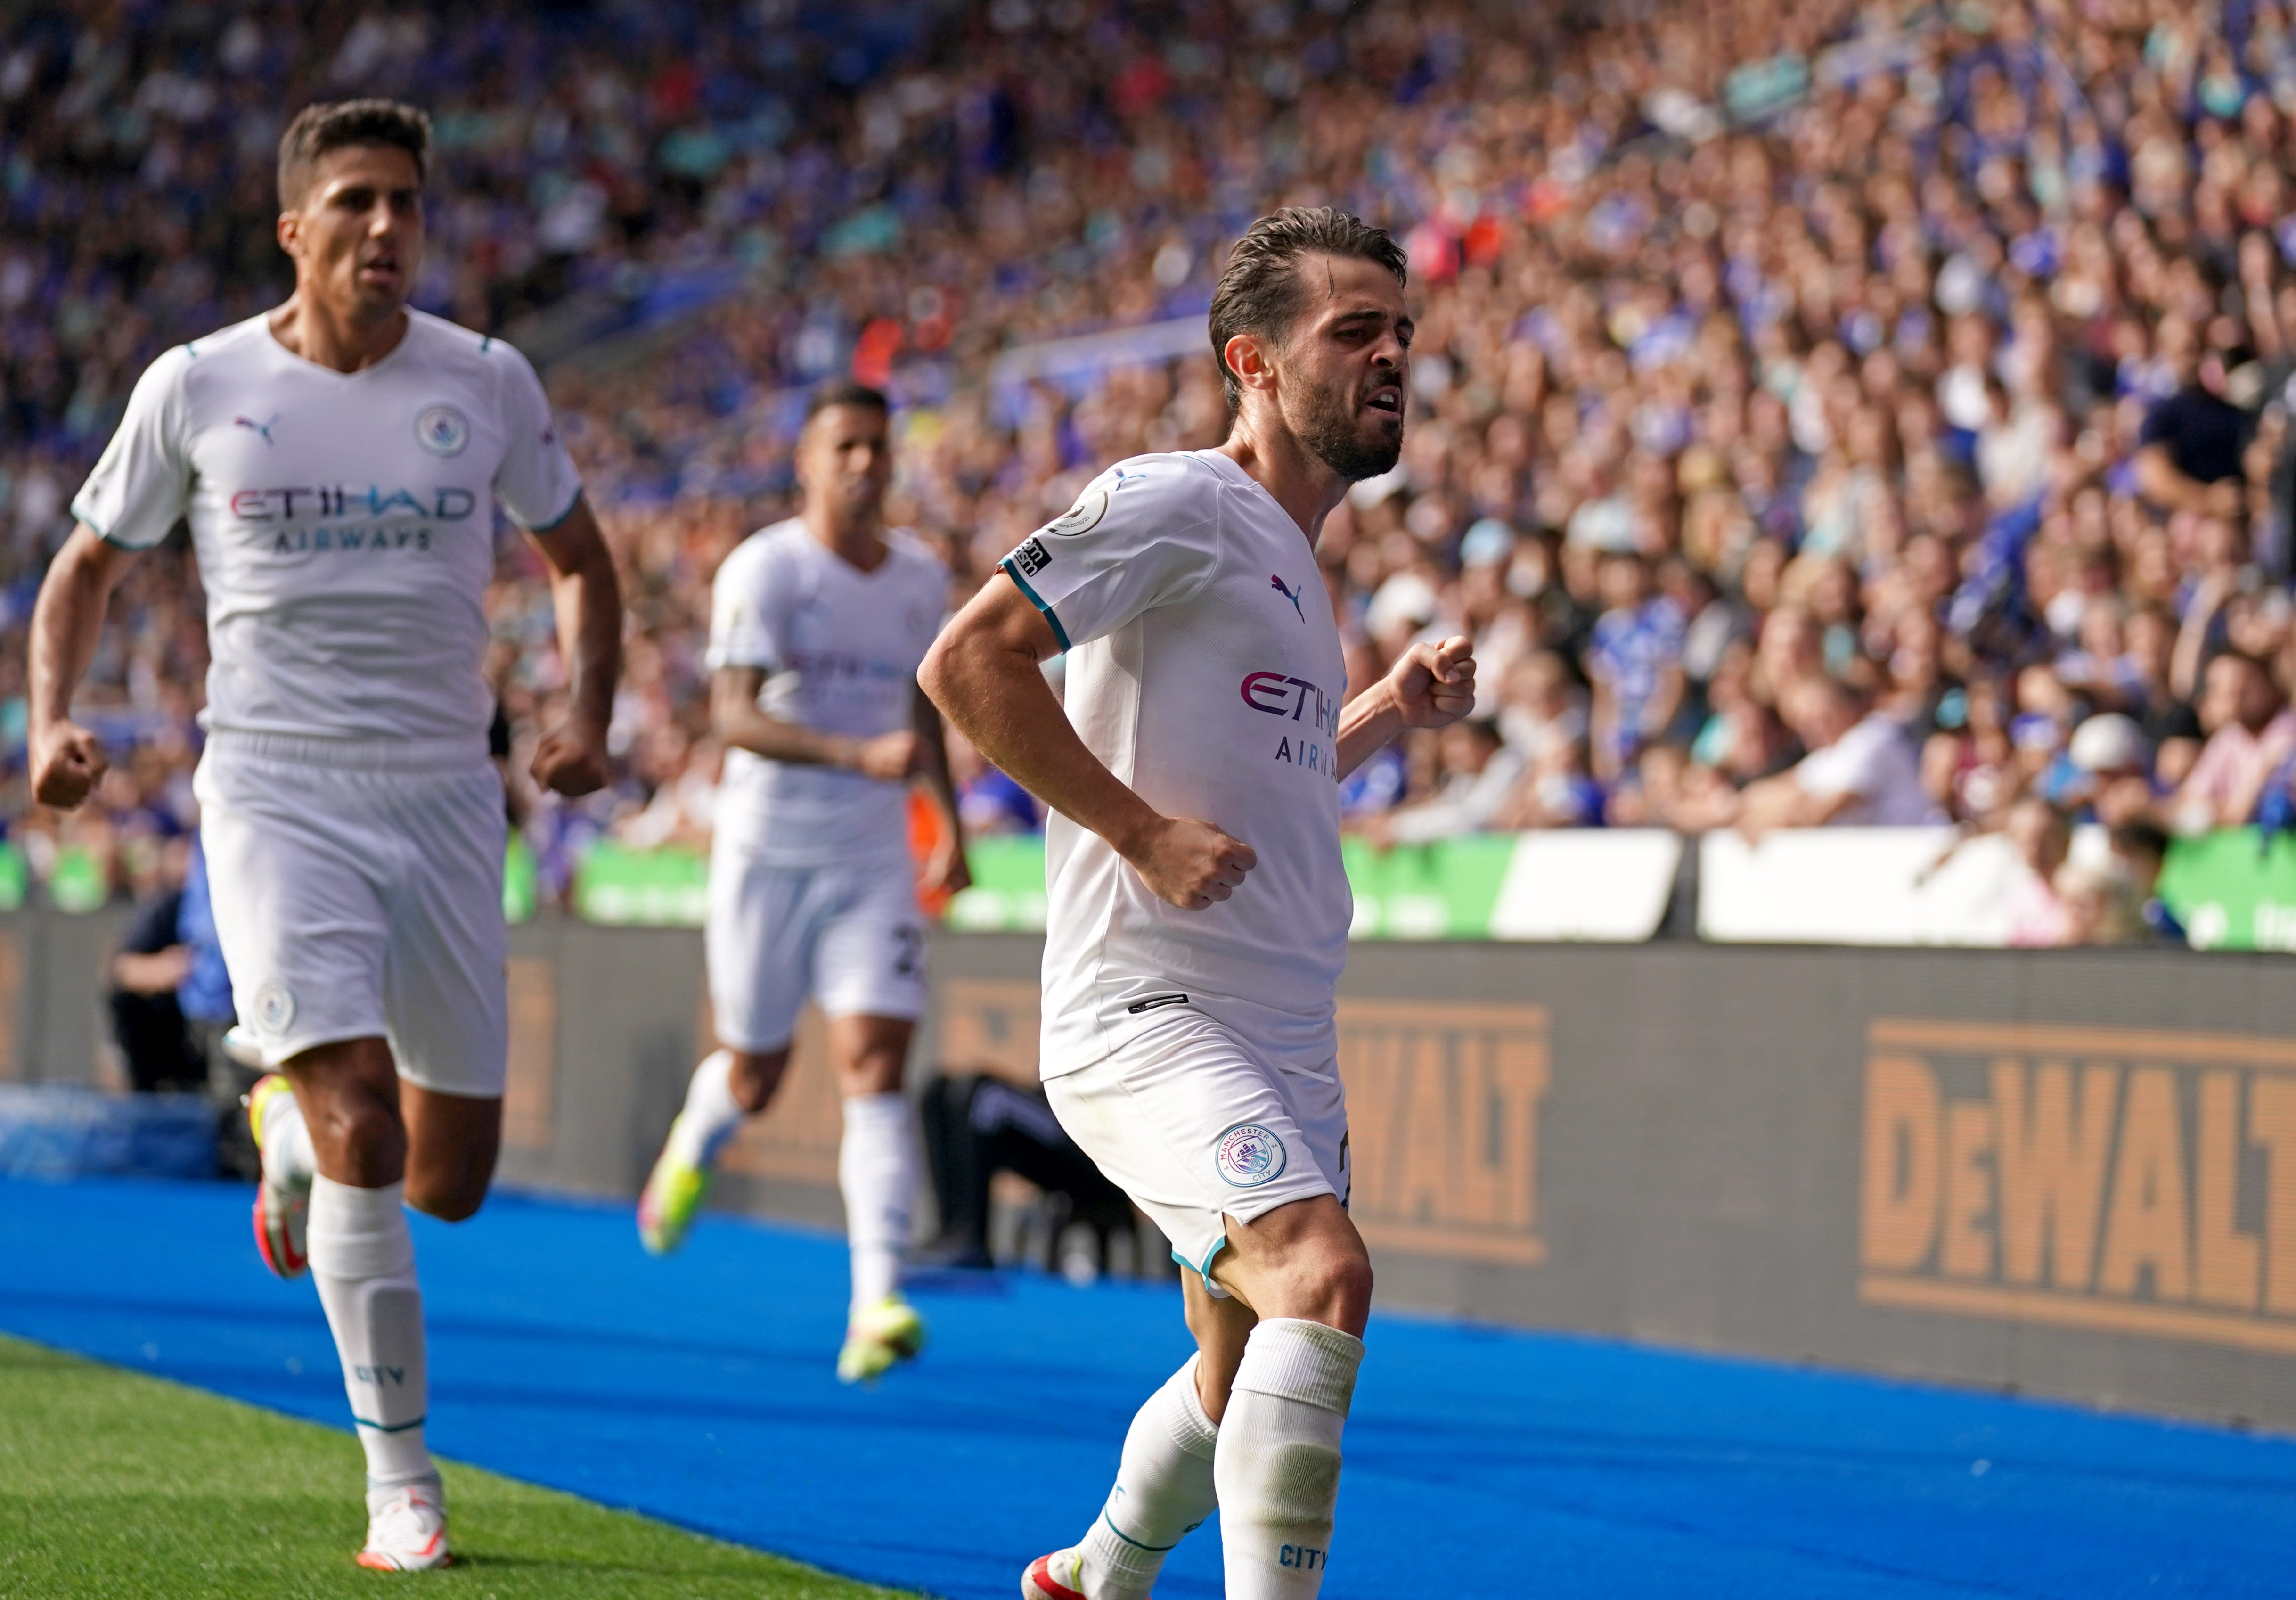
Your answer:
[2109,819,2188,944]
[1739,679,1937,833]
[1585,552,1685,784]
[1368,720,1521,845]
[2172,650,2296,831]
[2004,797,2075,949]
[2057,858,2145,946]
[106,836,201,1092]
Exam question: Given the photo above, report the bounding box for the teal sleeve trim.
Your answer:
[999,558,1071,653]
[523,486,584,533]
[70,500,155,552]
[351,1413,427,1434]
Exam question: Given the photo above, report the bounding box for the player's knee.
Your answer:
[727,1049,787,1114]
[1283,1230,1373,1329]
[406,1178,485,1223]
[311,1087,405,1167]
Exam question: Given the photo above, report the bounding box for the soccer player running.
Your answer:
[923,208,1473,1600]
[28,101,621,1570]
[636,379,969,1384]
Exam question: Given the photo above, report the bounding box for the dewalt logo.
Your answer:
[1338,1000,1550,1266]
[1859,1020,2296,1356]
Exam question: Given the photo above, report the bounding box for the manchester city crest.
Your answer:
[252,981,297,1036]
[1215,1122,1288,1188]
[414,402,471,457]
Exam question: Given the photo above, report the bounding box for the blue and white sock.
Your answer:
[307,1176,433,1488]
[1215,1318,1364,1599]
[1077,1354,1220,1598]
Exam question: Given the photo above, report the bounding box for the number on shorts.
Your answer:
[891,923,924,978]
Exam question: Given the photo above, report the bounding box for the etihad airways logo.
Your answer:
[227,486,477,521]
[1241,670,1340,738]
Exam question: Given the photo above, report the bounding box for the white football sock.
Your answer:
[1215,1318,1364,1599]
[307,1176,434,1487]
[1077,1354,1221,1599]
[260,1085,316,1189]
[839,1091,916,1312]
[665,1049,744,1168]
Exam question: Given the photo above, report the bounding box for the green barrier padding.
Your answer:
[944,834,1052,932]
[1342,833,1517,938]
[0,843,26,914]
[2157,827,2296,951]
[49,845,107,915]
[573,841,708,927]
[504,835,539,925]
[946,833,1524,938]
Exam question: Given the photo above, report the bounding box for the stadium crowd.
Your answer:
[8,0,2296,945]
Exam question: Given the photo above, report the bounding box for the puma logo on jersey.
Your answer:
[1270,573,1305,620]
[234,413,280,446]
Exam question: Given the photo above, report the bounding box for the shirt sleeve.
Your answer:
[71,346,196,550]
[705,541,783,672]
[997,458,1221,652]
[489,342,583,530]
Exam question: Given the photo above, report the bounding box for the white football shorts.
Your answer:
[705,848,927,1053]
[195,733,509,1097]
[1045,1005,1350,1289]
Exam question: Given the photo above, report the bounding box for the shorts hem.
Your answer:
[708,1026,796,1057]
[259,1025,387,1072]
[816,996,926,1025]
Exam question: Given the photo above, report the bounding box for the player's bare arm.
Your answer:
[1334,634,1477,779]
[709,665,920,780]
[909,682,972,896]
[27,525,140,810]
[921,580,1256,911]
[525,495,621,797]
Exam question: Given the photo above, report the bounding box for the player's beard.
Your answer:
[1290,369,1404,483]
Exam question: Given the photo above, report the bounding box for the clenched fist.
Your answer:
[1387,635,1477,730]
[1124,815,1257,911]
[30,720,107,811]
[852,730,922,782]
[531,717,610,797]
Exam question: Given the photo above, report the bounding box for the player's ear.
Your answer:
[276,207,301,261]
[1223,332,1279,399]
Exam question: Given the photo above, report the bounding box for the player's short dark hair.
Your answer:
[277,99,431,209]
[1208,207,1407,414]
[803,379,891,425]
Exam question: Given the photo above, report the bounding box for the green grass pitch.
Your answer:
[0,1333,916,1599]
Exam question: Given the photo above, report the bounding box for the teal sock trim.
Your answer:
[1098,1510,1180,1554]
[352,1413,427,1434]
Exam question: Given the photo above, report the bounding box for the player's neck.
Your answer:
[802,507,889,573]
[1215,419,1343,551]
[268,292,409,375]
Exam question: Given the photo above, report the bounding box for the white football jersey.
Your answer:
[999,450,1351,1078]
[706,518,949,865]
[73,309,581,747]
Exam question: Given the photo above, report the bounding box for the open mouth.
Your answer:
[1365,389,1403,415]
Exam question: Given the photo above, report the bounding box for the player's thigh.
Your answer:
[1044,1011,1337,1288]
[195,754,390,1067]
[380,767,510,1101]
[814,855,929,1034]
[704,852,822,1055]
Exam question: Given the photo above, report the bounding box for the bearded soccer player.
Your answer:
[922,209,1472,1600]
[635,379,969,1383]
[29,100,620,1570]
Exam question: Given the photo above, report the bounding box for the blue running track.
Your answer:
[2,1177,2292,1598]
